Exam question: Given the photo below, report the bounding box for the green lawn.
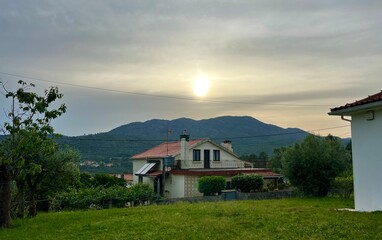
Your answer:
[1,198,381,239]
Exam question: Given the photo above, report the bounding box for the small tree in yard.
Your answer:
[198,176,225,196]
[282,134,350,197]
[0,80,66,227]
[231,174,264,192]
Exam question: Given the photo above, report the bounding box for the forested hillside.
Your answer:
[56,116,309,173]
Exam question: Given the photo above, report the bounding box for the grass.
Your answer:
[1,198,382,239]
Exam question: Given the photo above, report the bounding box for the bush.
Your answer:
[50,183,155,210]
[130,183,155,202]
[231,174,264,192]
[198,176,226,196]
[333,176,353,199]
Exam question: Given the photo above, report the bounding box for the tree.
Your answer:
[0,80,66,227]
[258,151,268,161]
[13,130,58,217]
[270,147,287,174]
[281,134,350,196]
[35,147,81,212]
[0,141,12,228]
[93,174,126,188]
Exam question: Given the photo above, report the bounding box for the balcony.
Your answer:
[176,159,245,169]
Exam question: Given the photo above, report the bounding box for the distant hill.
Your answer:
[2,116,351,174]
[58,116,308,160]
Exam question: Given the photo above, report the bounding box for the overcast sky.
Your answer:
[1,1,382,137]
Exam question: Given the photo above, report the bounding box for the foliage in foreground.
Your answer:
[51,183,155,210]
[1,198,382,240]
[231,174,264,192]
[198,176,226,196]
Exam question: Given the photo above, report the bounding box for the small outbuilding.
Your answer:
[329,91,382,211]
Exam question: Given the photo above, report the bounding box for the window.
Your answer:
[193,149,201,161]
[213,150,220,161]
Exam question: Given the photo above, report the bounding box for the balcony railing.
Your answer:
[176,159,245,169]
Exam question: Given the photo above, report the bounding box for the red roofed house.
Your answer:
[329,91,382,211]
[131,133,281,198]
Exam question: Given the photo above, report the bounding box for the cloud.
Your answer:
[1,1,381,136]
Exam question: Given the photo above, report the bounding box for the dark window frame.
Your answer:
[213,150,220,161]
[193,149,201,161]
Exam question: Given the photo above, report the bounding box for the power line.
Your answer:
[0,71,332,107]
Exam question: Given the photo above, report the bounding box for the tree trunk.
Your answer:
[27,180,37,218]
[0,165,12,228]
[15,181,26,218]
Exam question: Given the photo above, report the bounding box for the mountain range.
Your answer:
[58,116,309,160]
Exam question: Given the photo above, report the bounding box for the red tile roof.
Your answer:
[330,90,382,112]
[110,173,133,181]
[131,139,205,159]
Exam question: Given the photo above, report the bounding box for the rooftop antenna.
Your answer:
[166,129,174,155]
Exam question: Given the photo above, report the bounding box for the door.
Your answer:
[204,150,210,168]
[153,176,163,196]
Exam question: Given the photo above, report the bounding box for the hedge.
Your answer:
[231,174,264,192]
[50,183,155,210]
[198,176,226,196]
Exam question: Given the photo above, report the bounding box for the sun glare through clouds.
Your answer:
[193,75,209,97]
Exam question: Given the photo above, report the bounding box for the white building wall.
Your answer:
[166,174,185,198]
[132,159,146,184]
[351,108,382,211]
[132,159,154,185]
[181,142,243,169]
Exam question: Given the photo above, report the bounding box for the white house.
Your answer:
[329,91,382,211]
[131,133,281,198]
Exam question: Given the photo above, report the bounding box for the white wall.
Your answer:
[351,108,382,211]
[132,159,146,184]
[182,141,243,169]
[165,174,185,198]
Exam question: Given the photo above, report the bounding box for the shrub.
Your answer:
[130,183,156,203]
[231,174,264,192]
[198,176,226,196]
[333,176,353,199]
[50,183,154,210]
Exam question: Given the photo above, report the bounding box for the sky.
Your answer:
[1,0,381,137]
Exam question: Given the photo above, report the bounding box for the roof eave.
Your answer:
[131,156,166,160]
[329,101,382,116]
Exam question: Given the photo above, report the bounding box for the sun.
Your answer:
[193,75,209,97]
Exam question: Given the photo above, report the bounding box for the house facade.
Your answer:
[131,134,281,198]
[329,91,382,211]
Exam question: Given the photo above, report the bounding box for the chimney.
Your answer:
[221,140,233,152]
[180,130,189,161]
